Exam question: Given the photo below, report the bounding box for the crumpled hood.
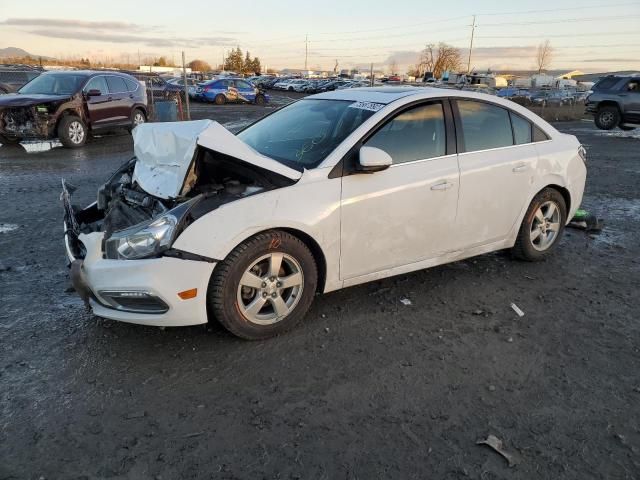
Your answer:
[0,93,73,107]
[132,120,302,199]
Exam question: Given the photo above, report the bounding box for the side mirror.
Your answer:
[358,146,392,173]
[86,89,102,97]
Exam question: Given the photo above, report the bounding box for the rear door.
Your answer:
[84,76,113,127]
[105,76,130,124]
[452,99,538,250]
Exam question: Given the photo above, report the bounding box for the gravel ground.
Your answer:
[1,92,639,480]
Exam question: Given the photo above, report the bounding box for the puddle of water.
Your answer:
[0,223,19,233]
[580,197,640,248]
[20,140,63,153]
[596,130,640,140]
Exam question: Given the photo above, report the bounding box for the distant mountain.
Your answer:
[0,47,53,60]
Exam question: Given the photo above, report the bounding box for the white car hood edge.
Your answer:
[132,120,301,199]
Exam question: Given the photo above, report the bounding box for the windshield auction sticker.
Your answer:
[349,101,385,112]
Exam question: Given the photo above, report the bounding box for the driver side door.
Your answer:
[339,101,460,280]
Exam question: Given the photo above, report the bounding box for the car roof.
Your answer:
[309,85,548,112]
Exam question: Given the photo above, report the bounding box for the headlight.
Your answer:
[106,214,177,260]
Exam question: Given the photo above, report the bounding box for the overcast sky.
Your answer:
[1,0,639,72]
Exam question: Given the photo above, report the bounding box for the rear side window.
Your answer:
[593,77,619,90]
[106,76,127,93]
[236,80,252,89]
[510,113,532,144]
[457,100,513,152]
[365,102,446,164]
[124,78,139,92]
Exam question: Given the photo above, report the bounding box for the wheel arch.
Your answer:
[596,100,622,112]
[546,184,571,215]
[54,108,86,132]
[211,227,328,294]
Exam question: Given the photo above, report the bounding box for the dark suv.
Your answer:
[585,75,640,131]
[0,70,147,148]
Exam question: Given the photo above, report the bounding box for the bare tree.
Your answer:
[536,40,553,74]
[389,60,398,75]
[416,43,461,79]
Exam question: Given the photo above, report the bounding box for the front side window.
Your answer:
[235,80,252,89]
[365,102,446,164]
[457,100,513,152]
[19,74,87,95]
[106,76,127,93]
[84,76,108,95]
[238,99,377,169]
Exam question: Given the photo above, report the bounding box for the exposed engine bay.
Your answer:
[1,106,49,137]
[74,146,292,241]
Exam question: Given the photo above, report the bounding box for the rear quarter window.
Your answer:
[593,77,620,91]
[124,78,139,92]
[106,76,127,93]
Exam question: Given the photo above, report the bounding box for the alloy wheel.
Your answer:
[599,111,614,127]
[133,112,145,126]
[236,253,304,325]
[68,121,85,145]
[530,201,561,251]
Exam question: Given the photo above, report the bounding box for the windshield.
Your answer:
[237,99,378,169]
[19,73,88,95]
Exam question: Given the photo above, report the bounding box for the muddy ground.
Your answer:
[1,92,639,480]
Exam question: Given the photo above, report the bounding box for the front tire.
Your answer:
[207,231,318,340]
[58,115,87,148]
[0,134,21,145]
[594,105,620,130]
[255,94,266,106]
[511,188,567,261]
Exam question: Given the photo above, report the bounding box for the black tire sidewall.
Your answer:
[131,108,146,129]
[208,231,318,340]
[595,106,620,130]
[214,94,226,105]
[255,94,265,105]
[513,189,567,261]
[58,115,87,148]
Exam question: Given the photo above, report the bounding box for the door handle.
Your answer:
[431,181,453,191]
[512,164,528,173]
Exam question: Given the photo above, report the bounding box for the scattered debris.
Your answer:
[125,411,146,420]
[488,385,496,392]
[183,431,204,438]
[472,309,484,316]
[507,337,514,343]
[401,423,422,446]
[568,209,604,232]
[0,223,19,233]
[477,434,518,467]
[400,298,412,306]
[510,303,525,317]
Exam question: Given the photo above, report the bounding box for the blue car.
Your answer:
[195,78,269,105]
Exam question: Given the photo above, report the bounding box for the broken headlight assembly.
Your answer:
[104,199,195,260]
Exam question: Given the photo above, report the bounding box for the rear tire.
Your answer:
[214,94,226,105]
[511,188,567,262]
[255,94,266,106]
[58,115,87,148]
[207,230,318,340]
[594,105,620,130]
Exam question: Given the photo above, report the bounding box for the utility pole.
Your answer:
[370,62,374,86]
[304,34,308,72]
[466,15,476,75]
[182,51,190,121]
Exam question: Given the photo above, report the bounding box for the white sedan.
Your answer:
[63,87,587,339]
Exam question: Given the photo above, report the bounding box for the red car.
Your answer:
[0,70,147,148]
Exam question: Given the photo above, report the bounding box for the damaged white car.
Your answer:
[63,87,587,339]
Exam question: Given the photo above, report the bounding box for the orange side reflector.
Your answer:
[178,288,198,300]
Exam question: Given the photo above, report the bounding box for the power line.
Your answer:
[478,30,640,39]
[480,14,640,26]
